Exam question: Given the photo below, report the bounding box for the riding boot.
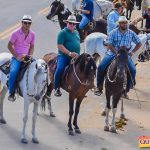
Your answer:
[78,29,85,43]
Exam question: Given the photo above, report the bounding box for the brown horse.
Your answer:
[42,53,97,135]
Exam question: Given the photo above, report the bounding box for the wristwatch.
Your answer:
[68,52,72,56]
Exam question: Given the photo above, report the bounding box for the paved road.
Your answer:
[0,1,150,150]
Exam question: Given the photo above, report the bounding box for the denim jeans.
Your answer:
[79,14,90,30]
[97,53,136,91]
[8,57,21,94]
[54,55,70,90]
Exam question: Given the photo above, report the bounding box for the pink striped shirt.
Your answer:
[9,28,35,57]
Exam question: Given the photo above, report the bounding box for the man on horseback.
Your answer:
[107,2,123,34]
[8,15,35,101]
[77,0,94,41]
[95,16,142,97]
[54,15,80,97]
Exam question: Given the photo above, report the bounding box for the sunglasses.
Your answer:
[23,22,32,25]
[68,22,76,26]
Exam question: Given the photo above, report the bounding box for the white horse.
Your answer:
[72,0,114,20]
[85,32,150,64]
[0,52,49,144]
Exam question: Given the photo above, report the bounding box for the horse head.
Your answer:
[46,0,64,20]
[116,48,128,78]
[74,53,97,87]
[32,59,49,101]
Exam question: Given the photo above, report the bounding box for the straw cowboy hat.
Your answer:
[118,16,128,23]
[63,15,80,24]
[22,15,32,22]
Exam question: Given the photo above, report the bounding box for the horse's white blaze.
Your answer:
[85,32,150,64]
[0,53,48,143]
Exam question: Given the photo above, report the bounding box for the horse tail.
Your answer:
[41,97,46,111]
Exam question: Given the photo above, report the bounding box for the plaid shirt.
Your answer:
[108,28,141,54]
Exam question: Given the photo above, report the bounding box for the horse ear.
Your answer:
[36,63,38,69]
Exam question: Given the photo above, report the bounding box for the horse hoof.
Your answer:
[104,125,109,131]
[50,112,56,117]
[32,138,39,144]
[0,118,7,124]
[21,138,28,144]
[75,128,81,134]
[120,114,125,119]
[101,110,106,116]
[110,127,117,133]
[68,130,74,136]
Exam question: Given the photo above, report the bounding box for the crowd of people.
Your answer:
[7,0,150,101]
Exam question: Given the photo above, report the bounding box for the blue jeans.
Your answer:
[79,14,90,30]
[54,55,70,90]
[8,57,21,94]
[97,53,136,92]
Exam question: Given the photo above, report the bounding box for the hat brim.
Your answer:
[63,20,80,24]
[22,19,32,22]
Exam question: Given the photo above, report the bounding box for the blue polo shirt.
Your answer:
[82,0,94,21]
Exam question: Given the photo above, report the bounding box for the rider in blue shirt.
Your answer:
[95,16,142,98]
[78,0,94,30]
[107,2,123,34]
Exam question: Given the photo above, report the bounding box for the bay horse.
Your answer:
[104,48,128,133]
[46,0,107,40]
[0,53,49,144]
[42,53,97,135]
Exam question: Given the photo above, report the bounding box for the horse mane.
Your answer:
[74,53,97,78]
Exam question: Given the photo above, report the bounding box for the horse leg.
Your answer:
[0,86,7,124]
[68,95,74,136]
[126,9,129,20]
[104,90,111,131]
[47,83,55,117]
[110,94,122,133]
[21,101,29,144]
[31,102,39,144]
[73,99,83,134]
[120,97,125,119]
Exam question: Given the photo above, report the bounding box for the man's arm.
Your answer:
[57,45,78,58]
[29,44,34,56]
[131,43,142,54]
[7,41,17,57]
[108,44,117,55]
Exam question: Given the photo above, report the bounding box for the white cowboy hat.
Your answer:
[118,16,128,23]
[22,15,32,22]
[63,15,80,24]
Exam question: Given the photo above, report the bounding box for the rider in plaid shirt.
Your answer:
[95,16,142,98]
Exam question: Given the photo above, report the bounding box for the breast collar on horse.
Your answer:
[71,58,90,86]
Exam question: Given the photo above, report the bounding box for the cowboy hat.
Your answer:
[63,15,80,24]
[22,15,32,22]
[118,16,128,23]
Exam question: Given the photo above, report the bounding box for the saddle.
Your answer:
[46,54,73,92]
[0,57,34,96]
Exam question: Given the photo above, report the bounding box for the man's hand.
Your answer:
[16,54,27,61]
[69,52,79,58]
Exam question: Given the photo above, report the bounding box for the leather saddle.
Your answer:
[0,57,34,96]
[46,54,72,91]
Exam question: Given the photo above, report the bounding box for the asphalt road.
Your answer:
[0,1,150,150]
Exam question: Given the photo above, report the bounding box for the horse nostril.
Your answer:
[35,95,40,101]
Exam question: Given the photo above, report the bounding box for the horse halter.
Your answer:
[72,55,94,86]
